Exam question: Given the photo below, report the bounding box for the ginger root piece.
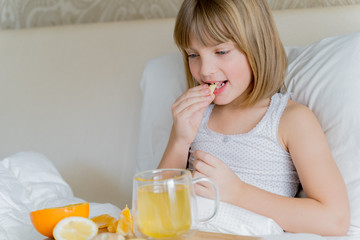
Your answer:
[209,83,217,95]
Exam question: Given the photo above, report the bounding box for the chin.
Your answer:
[212,97,229,106]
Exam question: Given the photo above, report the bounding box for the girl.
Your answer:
[158,0,350,236]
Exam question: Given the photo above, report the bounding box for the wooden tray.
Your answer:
[189,231,262,240]
[95,229,262,240]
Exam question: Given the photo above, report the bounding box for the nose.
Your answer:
[199,56,217,79]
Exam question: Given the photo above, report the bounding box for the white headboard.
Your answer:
[274,4,360,46]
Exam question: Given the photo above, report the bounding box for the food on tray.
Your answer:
[30,202,89,238]
[52,216,98,240]
[91,214,117,230]
[91,205,134,238]
[107,220,118,233]
[116,205,133,236]
[209,83,217,95]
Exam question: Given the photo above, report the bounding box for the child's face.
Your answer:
[185,35,253,106]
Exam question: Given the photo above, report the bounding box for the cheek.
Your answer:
[230,60,252,80]
[188,63,194,74]
[189,62,200,80]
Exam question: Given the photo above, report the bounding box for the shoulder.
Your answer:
[278,99,323,151]
[281,99,316,123]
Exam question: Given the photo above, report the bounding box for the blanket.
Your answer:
[0,152,121,240]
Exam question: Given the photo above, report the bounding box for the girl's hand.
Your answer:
[192,150,242,204]
[171,85,215,146]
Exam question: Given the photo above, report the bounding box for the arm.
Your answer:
[268,101,350,235]
[193,101,350,236]
[157,84,215,169]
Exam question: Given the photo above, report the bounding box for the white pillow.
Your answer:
[135,53,186,172]
[135,31,360,235]
[285,31,360,235]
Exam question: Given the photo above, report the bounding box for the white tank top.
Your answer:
[189,92,300,197]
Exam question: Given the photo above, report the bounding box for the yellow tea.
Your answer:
[137,184,192,238]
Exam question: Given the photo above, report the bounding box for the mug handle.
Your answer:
[192,177,219,223]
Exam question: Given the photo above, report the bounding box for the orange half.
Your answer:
[30,202,89,238]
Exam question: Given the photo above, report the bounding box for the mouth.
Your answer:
[206,81,228,94]
[206,80,228,88]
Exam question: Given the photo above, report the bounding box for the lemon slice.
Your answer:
[209,83,217,95]
[53,216,98,240]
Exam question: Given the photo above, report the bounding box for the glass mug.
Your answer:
[132,169,219,239]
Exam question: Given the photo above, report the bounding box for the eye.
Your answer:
[216,50,229,55]
[187,53,199,59]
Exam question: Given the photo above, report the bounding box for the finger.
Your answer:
[172,95,212,117]
[172,92,215,118]
[194,181,215,199]
[192,170,216,200]
[193,159,215,176]
[194,183,208,197]
[193,150,220,168]
[192,169,206,179]
[172,85,210,109]
[192,170,213,189]
[174,99,211,122]
[193,172,209,189]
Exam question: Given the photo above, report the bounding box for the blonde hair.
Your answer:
[174,0,287,106]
